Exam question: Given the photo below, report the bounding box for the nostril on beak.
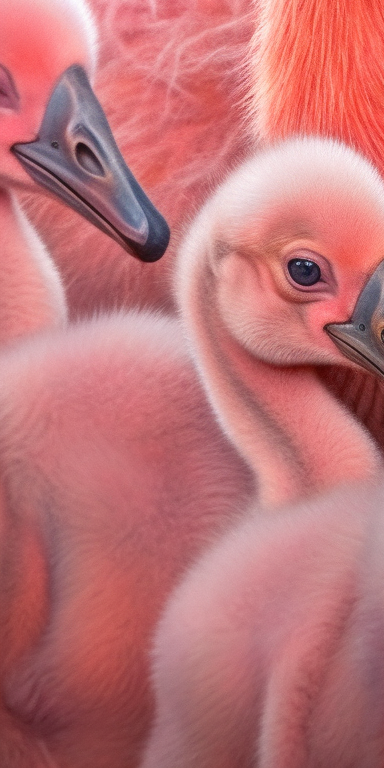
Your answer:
[75,142,105,176]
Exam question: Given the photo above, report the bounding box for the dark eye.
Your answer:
[287,258,321,287]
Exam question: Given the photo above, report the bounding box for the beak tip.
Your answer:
[130,216,170,262]
[145,224,171,263]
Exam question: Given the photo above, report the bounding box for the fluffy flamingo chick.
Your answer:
[175,136,384,507]
[0,0,169,343]
[139,137,384,767]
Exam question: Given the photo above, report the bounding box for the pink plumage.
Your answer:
[252,0,384,171]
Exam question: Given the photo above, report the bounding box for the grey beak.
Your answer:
[325,259,384,380]
[11,65,170,262]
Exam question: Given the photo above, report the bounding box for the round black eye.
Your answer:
[287,259,321,287]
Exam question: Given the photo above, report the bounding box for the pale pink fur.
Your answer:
[0,191,66,342]
[0,310,252,768]
[141,481,384,768]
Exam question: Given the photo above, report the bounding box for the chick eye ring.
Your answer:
[282,246,336,295]
[288,258,321,287]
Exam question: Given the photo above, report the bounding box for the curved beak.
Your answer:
[11,65,170,262]
[325,259,384,380]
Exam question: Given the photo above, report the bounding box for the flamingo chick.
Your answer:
[249,0,384,457]
[0,0,169,344]
[174,136,384,507]
[139,137,384,767]
[1,137,383,767]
